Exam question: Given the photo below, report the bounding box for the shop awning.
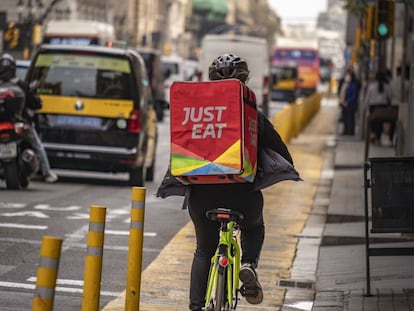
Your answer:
[192,0,228,16]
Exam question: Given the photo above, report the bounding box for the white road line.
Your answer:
[0,281,120,297]
[104,230,157,237]
[0,203,26,208]
[0,223,47,230]
[0,237,161,252]
[27,277,83,286]
[0,211,49,218]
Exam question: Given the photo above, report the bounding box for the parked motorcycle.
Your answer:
[0,82,39,189]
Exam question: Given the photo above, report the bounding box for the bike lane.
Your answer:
[103,95,338,310]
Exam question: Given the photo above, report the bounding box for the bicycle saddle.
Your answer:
[206,208,244,223]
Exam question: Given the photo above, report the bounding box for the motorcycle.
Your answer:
[0,81,39,189]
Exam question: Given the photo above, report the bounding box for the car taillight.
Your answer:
[196,71,202,81]
[0,89,15,99]
[0,122,14,131]
[128,109,141,133]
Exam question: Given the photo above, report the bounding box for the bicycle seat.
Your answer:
[206,208,244,224]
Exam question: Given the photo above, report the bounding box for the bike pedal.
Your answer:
[240,286,259,296]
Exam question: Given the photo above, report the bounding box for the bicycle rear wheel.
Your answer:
[215,267,226,311]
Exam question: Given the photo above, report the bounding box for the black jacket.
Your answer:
[156,111,301,200]
[8,77,42,124]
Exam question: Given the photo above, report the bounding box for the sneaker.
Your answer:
[44,172,58,183]
[239,263,263,304]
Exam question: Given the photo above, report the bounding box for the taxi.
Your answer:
[26,44,158,186]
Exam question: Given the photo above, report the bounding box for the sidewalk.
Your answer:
[308,107,414,310]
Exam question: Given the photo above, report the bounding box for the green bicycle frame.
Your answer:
[205,221,241,309]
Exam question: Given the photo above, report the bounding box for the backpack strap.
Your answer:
[242,84,257,109]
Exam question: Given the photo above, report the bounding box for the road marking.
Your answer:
[0,203,26,208]
[0,237,161,252]
[104,230,157,237]
[66,213,91,220]
[0,211,49,218]
[0,281,120,297]
[0,223,47,230]
[34,204,82,211]
[27,277,83,286]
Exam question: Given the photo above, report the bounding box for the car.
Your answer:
[199,34,270,116]
[136,47,168,122]
[161,55,186,105]
[25,44,158,186]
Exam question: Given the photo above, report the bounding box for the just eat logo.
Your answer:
[181,106,227,139]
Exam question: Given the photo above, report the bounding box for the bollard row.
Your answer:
[31,187,147,311]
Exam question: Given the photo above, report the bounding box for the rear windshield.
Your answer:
[161,61,179,75]
[271,67,298,79]
[30,53,134,99]
[274,50,318,61]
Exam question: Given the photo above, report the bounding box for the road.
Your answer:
[0,117,189,311]
[0,95,298,310]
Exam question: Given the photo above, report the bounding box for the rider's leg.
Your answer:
[239,191,264,266]
[237,190,264,304]
[188,190,220,310]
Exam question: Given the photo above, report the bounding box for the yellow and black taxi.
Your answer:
[26,44,158,186]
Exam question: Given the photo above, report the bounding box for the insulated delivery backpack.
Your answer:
[170,79,258,184]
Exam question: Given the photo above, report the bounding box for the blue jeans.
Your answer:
[27,126,52,176]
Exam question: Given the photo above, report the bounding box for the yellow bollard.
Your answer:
[125,187,146,311]
[32,236,63,311]
[82,205,107,311]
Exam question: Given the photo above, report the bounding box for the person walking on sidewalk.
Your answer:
[156,53,301,311]
[339,70,360,135]
[363,71,393,145]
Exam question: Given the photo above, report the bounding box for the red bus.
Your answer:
[272,47,320,96]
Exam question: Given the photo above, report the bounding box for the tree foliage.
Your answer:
[342,0,367,17]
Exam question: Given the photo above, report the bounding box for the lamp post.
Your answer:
[16,0,44,59]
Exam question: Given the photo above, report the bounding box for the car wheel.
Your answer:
[4,160,21,190]
[19,174,29,188]
[129,166,144,187]
[155,100,164,122]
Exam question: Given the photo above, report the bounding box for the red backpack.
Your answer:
[169,79,258,185]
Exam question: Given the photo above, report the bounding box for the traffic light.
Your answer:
[375,0,395,39]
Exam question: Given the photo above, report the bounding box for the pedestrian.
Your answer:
[363,71,393,145]
[337,67,354,123]
[0,53,58,182]
[339,70,360,135]
[156,53,301,310]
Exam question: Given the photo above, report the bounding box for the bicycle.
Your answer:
[204,207,258,311]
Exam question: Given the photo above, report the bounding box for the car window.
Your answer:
[161,62,178,75]
[31,53,134,99]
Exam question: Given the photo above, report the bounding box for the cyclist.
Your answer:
[0,53,58,183]
[157,53,299,310]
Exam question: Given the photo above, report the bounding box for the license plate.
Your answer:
[0,142,17,159]
[56,115,101,128]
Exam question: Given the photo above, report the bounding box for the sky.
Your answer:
[268,0,328,28]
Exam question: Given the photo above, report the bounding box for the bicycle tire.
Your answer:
[215,267,226,311]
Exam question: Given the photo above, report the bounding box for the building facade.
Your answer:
[1,0,280,60]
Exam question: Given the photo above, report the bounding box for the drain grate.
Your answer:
[278,279,315,289]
